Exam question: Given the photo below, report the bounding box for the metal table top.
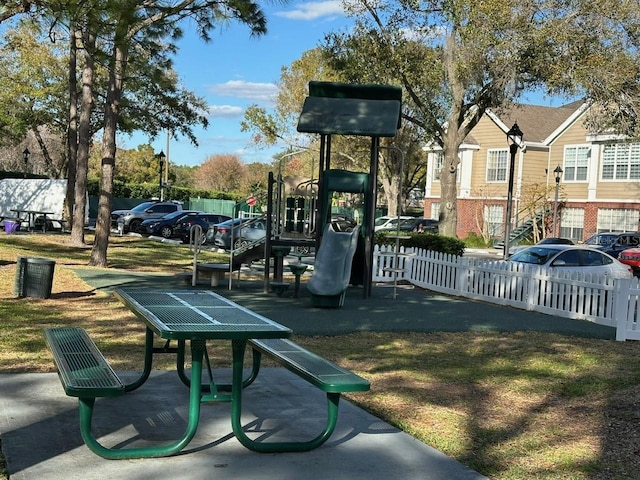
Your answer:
[114,289,292,341]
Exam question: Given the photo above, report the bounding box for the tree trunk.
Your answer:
[90,40,127,267]
[71,29,95,246]
[378,146,404,216]
[439,136,459,237]
[65,26,78,237]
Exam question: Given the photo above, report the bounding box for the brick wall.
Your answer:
[423,197,640,241]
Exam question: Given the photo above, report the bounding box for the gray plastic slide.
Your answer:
[307,223,360,307]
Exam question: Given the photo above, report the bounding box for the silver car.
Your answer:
[208,217,266,250]
[509,244,633,279]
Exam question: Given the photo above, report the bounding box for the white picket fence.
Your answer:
[372,245,640,341]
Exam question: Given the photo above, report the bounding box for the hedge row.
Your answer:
[374,231,466,256]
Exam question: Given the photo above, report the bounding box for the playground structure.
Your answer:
[189,81,402,303]
[266,81,402,300]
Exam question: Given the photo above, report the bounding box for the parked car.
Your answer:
[509,237,574,256]
[330,214,357,232]
[304,214,358,236]
[398,218,439,234]
[174,213,232,244]
[617,247,640,276]
[508,244,633,279]
[137,210,201,238]
[111,200,183,233]
[599,232,640,258]
[374,215,413,232]
[583,232,621,248]
[208,217,267,250]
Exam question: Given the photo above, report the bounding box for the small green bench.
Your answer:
[44,327,203,460]
[177,263,240,287]
[241,338,371,452]
[44,327,124,399]
[45,327,128,457]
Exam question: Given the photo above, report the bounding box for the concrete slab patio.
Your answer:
[0,370,486,480]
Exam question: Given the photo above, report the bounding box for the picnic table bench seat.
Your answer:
[240,337,370,452]
[44,326,203,459]
[44,327,124,398]
[44,327,131,457]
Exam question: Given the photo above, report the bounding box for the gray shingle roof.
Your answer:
[498,101,584,143]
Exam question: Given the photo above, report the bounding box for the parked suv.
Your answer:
[111,200,182,233]
[138,210,201,238]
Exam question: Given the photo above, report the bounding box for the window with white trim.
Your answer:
[602,143,640,180]
[563,146,590,181]
[486,149,508,182]
[558,208,584,242]
[431,203,440,221]
[597,208,639,232]
[483,204,504,238]
[433,152,461,181]
[434,152,444,180]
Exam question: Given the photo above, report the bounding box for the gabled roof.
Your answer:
[488,100,587,145]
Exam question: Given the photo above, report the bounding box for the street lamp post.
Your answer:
[503,123,524,259]
[22,148,30,178]
[552,165,563,237]
[156,151,166,201]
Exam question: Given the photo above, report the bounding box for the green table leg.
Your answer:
[123,327,154,392]
[230,339,340,452]
[78,340,205,459]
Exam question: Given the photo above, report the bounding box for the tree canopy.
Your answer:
[320,0,640,236]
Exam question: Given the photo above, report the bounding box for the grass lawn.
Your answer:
[2,232,640,479]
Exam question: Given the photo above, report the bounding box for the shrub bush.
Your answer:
[374,231,465,257]
[463,232,491,248]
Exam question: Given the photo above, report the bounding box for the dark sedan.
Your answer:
[600,232,640,258]
[379,217,439,234]
[137,210,201,238]
[174,213,232,244]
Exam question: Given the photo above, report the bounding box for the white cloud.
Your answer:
[207,105,244,118]
[209,80,278,103]
[275,1,345,20]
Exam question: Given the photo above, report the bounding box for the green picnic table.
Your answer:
[44,288,369,459]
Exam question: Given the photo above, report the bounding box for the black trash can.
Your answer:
[14,257,56,299]
[13,256,26,297]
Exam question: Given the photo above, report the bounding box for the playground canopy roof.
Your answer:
[296,82,402,137]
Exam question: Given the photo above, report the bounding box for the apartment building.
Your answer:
[423,102,640,243]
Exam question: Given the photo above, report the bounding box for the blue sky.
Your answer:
[119,0,570,169]
[120,1,352,168]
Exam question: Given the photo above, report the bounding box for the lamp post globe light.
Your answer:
[552,164,563,237]
[22,148,30,178]
[503,122,524,259]
[156,150,166,201]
